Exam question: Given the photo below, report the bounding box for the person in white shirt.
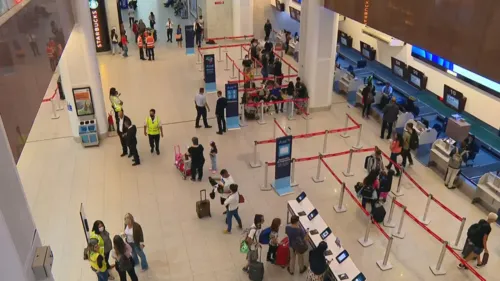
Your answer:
[194,88,211,128]
[166,18,173,43]
[242,214,265,273]
[127,7,135,28]
[213,169,234,213]
[223,184,243,234]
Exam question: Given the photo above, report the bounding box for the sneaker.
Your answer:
[299,266,308,274]
[287,267,294,275]
[457,263,467,269]
[205,125,212,128]
[242,267,249,273]
[223,230,231,234]
[120,153,127,157]
[216,131,223,135]
[132,162,140,166]
[156,150,160,155]
[190,178,196,182]
[150,148,154,153]
[476,263,485,268]
[195,125,202,128]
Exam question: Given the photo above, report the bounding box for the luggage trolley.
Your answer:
[174,145,191,179]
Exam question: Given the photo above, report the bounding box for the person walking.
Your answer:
[145,31,155,61]
[132,20,139,41]
[188,137,205,181]
[121,32,128,58]
[209,141,218,174]
[127,7,135,28]
[386,132,403,176]
[266,218,281,263]
[380,97,399,139]
[215,90,227,134]
[110,28,120,55]
[194,88,212,128]
[166,18,173,43]
[124,119,140,166]
[110,235,138,281]
[361,81,375,118]
[137,34,145,60]
[123,213,149,271]
[366,146,385,175]
[138,20,146,37]
[194,20,203,48]
[212,169,235,213]
[242,215,264,273]
[264,19,272,41]
[87,238,109,281]
[91,221,115,280]
[143,109,163,155]
[176,25,183,47]
[117,110,131,158]
[149,12,156,29]
[401,123,415,167]
[273,58,283,85]
[445,141,467,189]
[223,184,243,234]
[286,215,308,275]
[306,241,331,281]
[458,212,498,269]
[27,33,40,56]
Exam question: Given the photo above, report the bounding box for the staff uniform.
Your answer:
[118,115,131,157]
[215,96,227,134]
[166,21,173,42]
[195,93,210,128]
[146,35,155,60]
[137,36,145,60]
[145,116,161,154]
[126,124,140,165]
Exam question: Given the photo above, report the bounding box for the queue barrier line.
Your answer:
[42,89,58,103]
[381,152,463,222]
[274,118,288,137]
[199,43,250,51]
[238,84,288,93]
[446,245,486,281]
[206,34,254,41]
[293,101,309,117]
[346,114,360,127]
[246,97,309,107]
[228,74,298,84]
[272,50,298,73]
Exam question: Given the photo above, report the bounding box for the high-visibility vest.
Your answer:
[137,36,143,48]
[146,116,160,135]
[46,46,54,58]
[110,95,122,112]
[89,231,105,255]
[89,251,107,273]
[146,36,154,48]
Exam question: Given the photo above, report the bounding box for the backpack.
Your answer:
[364,155,373,170]
[118,255,133,272]
[258,227,272,245]
[409,130,419,150]
[467,220,487,240]
[360,185,375,199]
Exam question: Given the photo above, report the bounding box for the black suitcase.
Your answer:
[196,190,211,219]
[248,250,264,281]
[371,203,386,223]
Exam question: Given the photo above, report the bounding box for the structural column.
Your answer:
[233,0,253,37]
[105,0,121,32]
[298,0,339,110]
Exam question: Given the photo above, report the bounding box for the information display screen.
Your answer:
[341,37,347,46]
[296,192,306,203]
[307,209,318,220]
[410,74,421,88]
[407,66,425,89]
[391,57,406,79]
[320,227,332,240]
[352,273,366,281]
[443,84,466,112]
[335,250,349,264]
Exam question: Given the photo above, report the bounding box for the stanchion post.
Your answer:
[218,45,223,62]
[56,96,64,111]
[419,194,433,225]
[238,70,241,82]
[273,118,277,139]
[239,45,243,60]
[342,149,355,177]
[429,241,448,276]
[257,101,266,125]
[358,215,374,247]
[224,54,230,71]
[287,100,295,121]
[333,182,347,213]
[249,141,261,168]
[50,99,60,119]
[451,217,466,250]
[392,167,405,197]
[393,206,406,239]
[196,50,202,64]
[239,104,247,127]
[223,44,228,53]
[290,158,298,187]
[384,197,397,228]
[286,65,291,83]
[260,162,272,191]
[322,130,329,154]
[376,235,394,271]
[352,124,363,149]
[254,61,258,77]
[311,154,325,183]
[305,115,310,135]
[231,64,236,78]
[340,114,350,138]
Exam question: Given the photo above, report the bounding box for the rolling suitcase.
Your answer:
[196,189,211,218]
[371,203,386,223]
[275,237,289,268]
[248,249,264,281]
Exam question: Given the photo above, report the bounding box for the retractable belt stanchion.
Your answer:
[239,104,247,127]
[451,217,466,250]
[239,45,243,60]
[342,149,354,177]
[196,50,202,65]
[392,167,405,197]
[218,45,223,62]
[384,197,397,228]
[257,101,266,125]
[419,194,433,225]
[376,235,394,271]
[393,205,406,239]
[230,64,236,79]
[287,99,295,121]
[56,95,64,111]
[322,130,329,154]
[290,158,298,187]
[333,182,347,213]
[305,115,310,135]
[249,141,261,168]
[273,118,276,139]
[223,44,228,53]
[260,162,272,191]
[254,61,258,77]
[340,114,350,138]
[224,53,230,71]
[286,65,291,83]
[311,154,325,183]
[352,124,363,149]
[50,99,60,119]
[358,215,374,247]
[429,241,448,276]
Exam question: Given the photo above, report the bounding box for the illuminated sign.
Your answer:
[88,0,110,52]
[363,0,370,25]
[91,10,102,49]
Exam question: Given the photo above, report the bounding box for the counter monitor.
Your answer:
[335,250,349,264]
[352,272,366,281]
[320,227,332,240]
[307,209,318,221]
[296,192,306,203]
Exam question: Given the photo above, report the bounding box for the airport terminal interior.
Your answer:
[1,0,500,281]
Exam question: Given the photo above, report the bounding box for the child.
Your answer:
[267,218,281,263]
[209,141,218,174]
[378,169,395,203]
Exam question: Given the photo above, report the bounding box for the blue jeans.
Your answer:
[111,43,119,54]
[130,243,148,270]
[122,45,128,57]
[226,208,242,232]
[96,271,109,281]
[210,154,217,171]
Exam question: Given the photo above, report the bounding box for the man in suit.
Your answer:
[124,119,140,166]
[117,110,132,157]
[215,90,227,135]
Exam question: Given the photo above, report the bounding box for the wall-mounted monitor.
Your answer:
[391,57,407,80]
[360,41,376,61]
[407,66,427,90]
[289,7,301,22]
[274,0,285,12]
[337,31,353,48]
[443,85,467,112]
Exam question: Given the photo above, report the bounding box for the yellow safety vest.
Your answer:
[89,231,105,255]
[111,96,122,112]
[146,116,161,135]
[89,251,107,273]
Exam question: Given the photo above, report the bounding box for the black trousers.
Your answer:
[362,198,376,211]
[117,258,138,281]
[264,31,270,41]
[267,245,277,261]
[147,47,155,60]
[195,106,209,127]
[216,114,226,133]
[129,17,135,28]
[119,133,129,155]
[148,134,160,152]
[191,161,204,180]
[270,95,283,112]
[167,29,173,42]
[129,144,140,164]
[139,47,145,60]
[196,34,202,47]
[362,102,372,117]
[401,149,413,167]
[30,42,40,56]
[380,121,394,139]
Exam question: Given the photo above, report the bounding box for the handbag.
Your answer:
[175,34,182,40]
[117,255,133,272]
[238,194,245,203]
[293,237,308,254]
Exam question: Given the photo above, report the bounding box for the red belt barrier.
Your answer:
[346,113,360,127]
[327,125,359,134]
[207,35,254,41]
[246,97,309,107]
[228,74,298,84]
[293,131,326,140]
[373,221,390,240]
[399,202,444,243]
[323,150,351,159]
[42,89,58,103]
[272,50,298,72]
[293,101,309,116]
[274,119,288,136]
[295,155,320,163]
[320,158,343,185]
[238,84,288,92]
[255,139,276,145]
[268,161,276,166]
[446,246,486,281]
[199,43,250,50]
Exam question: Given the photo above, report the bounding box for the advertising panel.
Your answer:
[89,0,111,52]
[225,83,239,130]
[204,54,216,93]
[273,135,294,196]
[185,25,195,54]
[72,87,95,117]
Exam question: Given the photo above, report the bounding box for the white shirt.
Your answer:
[224,191,239,211]
[219,175,234,199]
[124,225,134,243]
[247,224,262,250]
[119,117,124,133]
[195,93,206,107]
[128,8,135,17]
[166,21,173,29]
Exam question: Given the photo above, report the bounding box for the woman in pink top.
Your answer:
[386,132,403,176]
[111,235,138,281]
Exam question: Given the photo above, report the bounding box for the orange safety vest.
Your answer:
[146,36,154,48]
[137,36,143,48]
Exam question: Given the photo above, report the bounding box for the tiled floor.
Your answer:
[16,2,499,281]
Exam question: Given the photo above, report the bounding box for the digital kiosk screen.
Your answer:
[320,227,332,240]
[337,31,352,48]
[307,209,318,220]
[296,192,306,203]
[341,37,347,46]
[352,273,366,281]
[360,42,375,60]
[391,57,406,79]
[335,250,349,264]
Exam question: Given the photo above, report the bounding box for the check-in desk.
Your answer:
[334,69,364,106]
[287,197,364,281]
[429,138,456,173]
[404,119,438,146]
[473,172,500,211]
[445,117,471,142]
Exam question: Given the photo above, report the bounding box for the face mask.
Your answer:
[99,227,104,232]
[150,115,154,118]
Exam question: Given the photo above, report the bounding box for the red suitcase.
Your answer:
[275,237,289,268]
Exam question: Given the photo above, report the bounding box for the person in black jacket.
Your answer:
[264,19,272,41]
[124,119,140,166]
[117,110,131,158]
[361,82,375,118]
[307,241,330,280]
[215,90,227,135]
[274,58,283,85]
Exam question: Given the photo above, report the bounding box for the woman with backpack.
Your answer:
[285,215,308,275]
[358,170,379,210]
[264,218,281,263]
[365,146,385,175]
[110,235,138,281]
[445,141,468,189]
[386,132,403,176]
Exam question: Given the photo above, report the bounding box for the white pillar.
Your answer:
[233,0,254,37]
[105,0,120,32]
[0,116,49,281]
[299,0,338,110]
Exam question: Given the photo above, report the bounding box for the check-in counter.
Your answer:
[473,172,500,211]
[429,138,456,173]
[404,119,438,146]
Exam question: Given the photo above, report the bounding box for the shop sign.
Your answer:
[88,0,111,52]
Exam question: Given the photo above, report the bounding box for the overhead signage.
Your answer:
[225,83,239,130]
[363,0,371,25]
[89,0,111,52]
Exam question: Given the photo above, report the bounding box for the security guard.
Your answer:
[146,31,155,61]
[137,35,145,60]
[144,108,163,155]
[109,87,123,127]
[87,238,109,280]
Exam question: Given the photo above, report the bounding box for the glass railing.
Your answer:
[0,0,21,18]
